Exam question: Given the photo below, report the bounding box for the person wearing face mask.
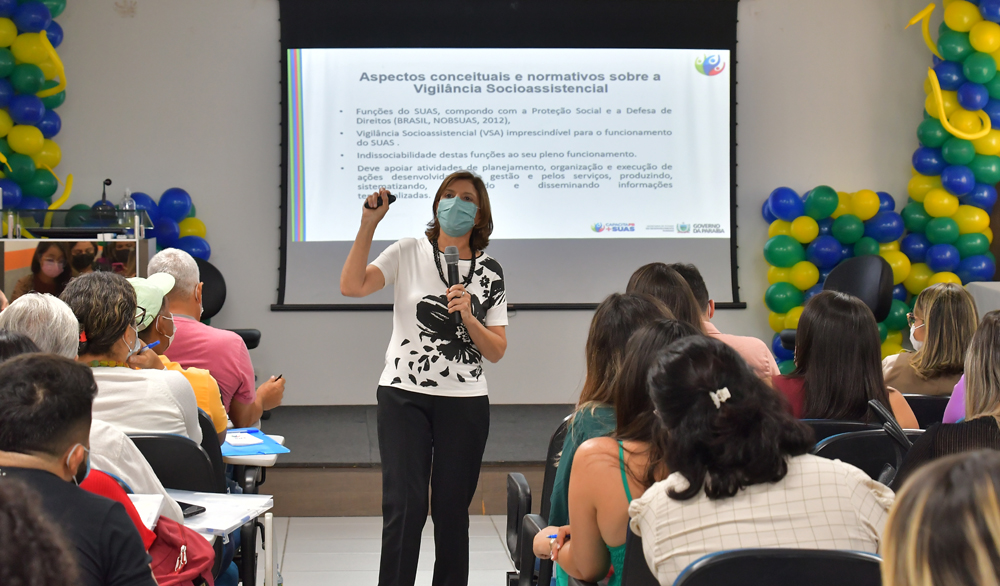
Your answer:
[101,241,137,277]
[341,171,507,586]
[59,272,202,443]
[882,283,978,396]
[69,241,98,276]
[11,242,71,302]
[0,353,157,586]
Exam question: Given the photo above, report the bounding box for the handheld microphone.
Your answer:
[363,191,397,210]
[444,245,462,324]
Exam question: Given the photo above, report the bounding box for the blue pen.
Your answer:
[140,340,160,352]
[548,534,557,538]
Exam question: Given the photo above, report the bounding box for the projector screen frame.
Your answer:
[273,0,745,311]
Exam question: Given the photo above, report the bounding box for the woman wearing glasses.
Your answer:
[59,272,202,442]
[882,283,978,396]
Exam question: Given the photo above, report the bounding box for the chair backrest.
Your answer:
[620,527,658,586]
[539,414,573,520]
[903,394,950,429]
[193,257,226,320]
[811,429,924,480]
[802,420,881,443]
[673,549,882,586]
[823,255,894,322]
[197,410,228,492]
[129,434,224,493]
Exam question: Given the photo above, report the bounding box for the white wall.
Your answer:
[56,0,934,404]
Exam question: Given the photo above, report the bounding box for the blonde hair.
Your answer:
[883,450,1000,586]
[911,283,978,380]
[965,310,1000,422]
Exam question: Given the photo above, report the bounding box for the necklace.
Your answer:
[88,360,131,369]
[431,239,476,289]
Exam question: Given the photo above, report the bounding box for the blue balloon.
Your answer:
[0,78,13,110]
[0,177,20,208]
[159,187,192,222]
[44,19,62,48]
[901,233,931,263]
[986,99,1000,128]
[863,211,905,243]
[941,165,976,196]
[17,195,47,223]
[926,243,962,273]
[0,0,16,18]
[806,235,842,270]
[12,1,51,33]
[767,187,803,221]
[152,217,180,247]
[958,82,990,111]
[913,146,947,176]
[35,109,59,138]
[7,94,44,125]
[934,60,966,91]
[804,282,825,303]
[984,0,1000,22]
[817,217,833,236]
[876,191,896,212]
[177,235,211,260]
[130,192,159,224]
[819,268,833,283]
[961,182,999,211]
[892,284,908,301]
[772,333,795,362]
[957,254,996,283]
[761,199,777,223]
[840,243,854,261]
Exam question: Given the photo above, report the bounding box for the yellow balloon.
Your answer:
[6,125,42,155]
[886,330,903,346]
[36,59,57,80]
[930,271,963,286]
[971,21,1000,53]
[881,250,912,285]
[790,216,819,243]
[879,241,901,253]
[0,110,11,138]
[768,219,792,238]
[29,138,60,169]
[949,108,984,134]
[905,263,935,294]
[830,191,852,219]
[926,90,960,119]
[851,189,881,220]
[986,226,995,243]
[973,129,1000,155]
[944,0,983,32]
[0,19,15,48]
[10,33,47,65]
[784,306,805,331]
[768,311,787,333]
[907,174,942,202]
[924,188,961,217]
[923,76,932,95]
[178,217,207,239]
[881,341,905,360]
[952,205,991,234]
[789,261,820,290]
[767,265,792,285]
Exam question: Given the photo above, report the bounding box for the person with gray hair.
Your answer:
[148,248,284,428]
[0,293,79,358]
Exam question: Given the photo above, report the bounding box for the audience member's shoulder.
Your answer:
[795,454,895,503]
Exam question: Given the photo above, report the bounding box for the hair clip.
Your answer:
[79,331,87,343]
[709,387,731,409]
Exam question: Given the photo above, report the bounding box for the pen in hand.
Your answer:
[140,340,160,353]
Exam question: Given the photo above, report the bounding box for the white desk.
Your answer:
[222,434,285,467]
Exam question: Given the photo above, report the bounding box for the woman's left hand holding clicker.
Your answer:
[447,284,473,322]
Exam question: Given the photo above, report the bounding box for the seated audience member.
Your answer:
[668,263,780,381]
[0,354,156,586]
[774,291,919,428]
[149,248,284,428]
[60,272,202,442]
[11,242,71,302]
[629,336,893,585]
[0,329,40,361]
[540,320,700,586]
[891,310,1000,489]
[69,241,98,277]
[625,262,706,332]
[129,274,229,443]
[0,290,6,310]
[882,283,977,396]
[101,241,137,277]
[883,450,1000,585]
[547,293,672,529]
[0,479,80,586]
[0,293,80,358]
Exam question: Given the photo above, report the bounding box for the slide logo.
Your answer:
[678,223,691,233]
[695,55,726,76]
[591,223,607,233]
[592,222,635,233]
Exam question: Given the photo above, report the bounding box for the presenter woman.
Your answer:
[340,171,508,586]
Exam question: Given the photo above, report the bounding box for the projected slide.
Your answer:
[287,48,730,242]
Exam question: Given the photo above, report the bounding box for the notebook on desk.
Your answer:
[222,428,290,457]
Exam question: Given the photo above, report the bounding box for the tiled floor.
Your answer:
[273,516,514,585]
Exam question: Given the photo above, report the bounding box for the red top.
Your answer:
[773,375,805,418]
[81,470,156,549]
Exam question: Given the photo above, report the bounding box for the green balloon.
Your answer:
[956,233,991,258]
[831,214,864,244]
[5,153,34,185]
[877,321,888,343]
[804,185,839,219]
[909,295,918,310]
[854,236,880,256]
[987,75,1000,100]
[763,235,806,268]
[187,204,197,218]
[917,118,949,148]
[777,360,795,375]
[939,21,954,37]
[65,204,92,228]
[884,299,910,332]
[41,0,66,18]
[22,168,57,199]
[902,202,931,233]
[970,154,1000,184]
[39,80,64,110]
[926,217,961,244]
[10,64,44,94]
[765,282,804,314]
[0,48,14,79]
[964,52,998,85]
[938,31,974,62]
[942,137,977,165]
[0,138,13,157]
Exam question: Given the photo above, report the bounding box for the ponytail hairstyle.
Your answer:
[649,336,814,500]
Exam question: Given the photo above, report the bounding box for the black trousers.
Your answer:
[376,386,491,586]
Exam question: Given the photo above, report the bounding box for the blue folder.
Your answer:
[221,428,291,457]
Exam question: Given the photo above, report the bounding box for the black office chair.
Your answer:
[812,428,924,481]
[197,410,227,492]
[620,527,658,586]
[672,549,882,586]
[903,394,951,429]
[194,257,262,350]
[802,420,880,443]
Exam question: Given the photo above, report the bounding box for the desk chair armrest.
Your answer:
[507,473,532,565]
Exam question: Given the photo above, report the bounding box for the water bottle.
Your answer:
[119,188,136,211]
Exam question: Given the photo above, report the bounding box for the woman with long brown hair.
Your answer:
[11,242,70,302]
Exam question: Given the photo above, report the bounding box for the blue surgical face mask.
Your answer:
[67,443,90,485]
[437,197,478,237]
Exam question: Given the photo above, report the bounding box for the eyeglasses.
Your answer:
[134,306,147,328]
[906,312,922,328]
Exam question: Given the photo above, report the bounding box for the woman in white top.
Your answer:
[340,171,508,586]
[628,336,893,586]
[60,272,201,443]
